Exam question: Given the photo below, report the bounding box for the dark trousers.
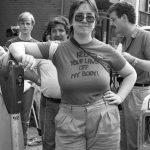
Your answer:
[21,87,34,146]
[40,94,60,150]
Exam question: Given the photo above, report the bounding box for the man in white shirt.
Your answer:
[37,16,70,150]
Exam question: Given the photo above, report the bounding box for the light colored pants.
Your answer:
[55,99,120,150]
[121,86,150,150]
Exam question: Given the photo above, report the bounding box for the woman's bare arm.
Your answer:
[9,42,43,61]
[104,61,137,105]
[117,61,137,100]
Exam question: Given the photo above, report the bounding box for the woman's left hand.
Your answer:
[103,90,123,105]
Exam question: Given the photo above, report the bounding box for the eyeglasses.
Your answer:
[75,13,95,23]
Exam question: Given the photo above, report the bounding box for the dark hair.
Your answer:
[42,31,49,42]
[46,16,70,35]
[108,1,136,24]
[69,0,99,34]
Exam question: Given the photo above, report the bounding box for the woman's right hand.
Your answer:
[21,54,36,71]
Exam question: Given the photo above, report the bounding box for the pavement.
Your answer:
[25,127,42,150]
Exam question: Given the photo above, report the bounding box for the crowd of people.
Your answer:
[0,0,150,150]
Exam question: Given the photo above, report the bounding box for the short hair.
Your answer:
[17,12,35,26]
[108,1,136,24]
[68,0,99,24]
[68,0,99,35]
[46,16,70,34]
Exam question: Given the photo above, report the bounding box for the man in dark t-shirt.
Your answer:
[108,2,150,150]
[5,11,39,147]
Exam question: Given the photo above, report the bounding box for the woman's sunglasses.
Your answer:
[75,13,95,23]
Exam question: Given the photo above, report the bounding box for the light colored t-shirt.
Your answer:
[38,38,126,105]
[37,59,61,98]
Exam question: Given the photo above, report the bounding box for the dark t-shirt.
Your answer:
[122,28,150,84]
[5,36,39,85]
[5,36,38,47]
[37,38,126,105]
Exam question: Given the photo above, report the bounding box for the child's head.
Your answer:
[17,12,35,26]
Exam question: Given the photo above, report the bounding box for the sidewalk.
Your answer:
[25,127,42,150]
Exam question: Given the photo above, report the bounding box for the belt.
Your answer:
[117,77,150,87]
[134,83,150,87]
[41,94,61,103]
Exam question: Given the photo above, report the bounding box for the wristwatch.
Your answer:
[131,58,138,67]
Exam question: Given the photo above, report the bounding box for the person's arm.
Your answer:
[9,42,43,61]
[104,61,137,105]
[24,59,42,86]
[117,61,137,100]
[9,42,44,70]
[122,52,150,72]
[9,41,58,70]
[0,46,10,66]
[24,69,41,86]
[122,31,150,72]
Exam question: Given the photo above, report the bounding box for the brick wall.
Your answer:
[0,0,74,45]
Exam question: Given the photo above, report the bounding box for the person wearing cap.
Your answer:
[37,16,70,150]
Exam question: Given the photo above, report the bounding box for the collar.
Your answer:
[131,27,139,38]
[18,34,32,41]
[121,27,139,44]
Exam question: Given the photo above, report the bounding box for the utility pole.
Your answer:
[61,0,64,15]
[135,0,140,25]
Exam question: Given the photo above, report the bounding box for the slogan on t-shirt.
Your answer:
[70,51,99,79]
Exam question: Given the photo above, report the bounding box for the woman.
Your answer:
[8,0,136,149]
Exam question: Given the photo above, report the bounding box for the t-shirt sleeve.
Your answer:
[103,45,126,71]
[37,41,59,60]
[37,42,50,59]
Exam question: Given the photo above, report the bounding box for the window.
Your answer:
[145,0,150,13]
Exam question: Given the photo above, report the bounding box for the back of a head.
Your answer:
[46,16,70,35]
[108,1,136,24]
[17,12,35,26]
